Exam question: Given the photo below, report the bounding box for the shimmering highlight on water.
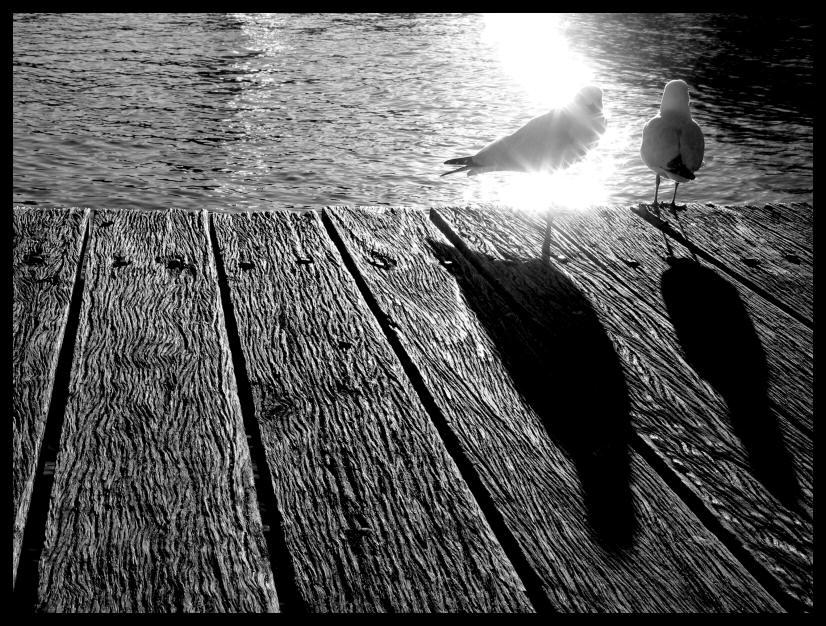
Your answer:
[13,13,813,212]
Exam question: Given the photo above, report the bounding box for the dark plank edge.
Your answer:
[429,207,809,614]
[13,209,92,608]
[319,208,552,613]
[630,204,812,330]
[207,213,308,613]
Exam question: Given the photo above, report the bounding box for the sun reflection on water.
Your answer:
[482,13,593,110]
[469,13,627,213]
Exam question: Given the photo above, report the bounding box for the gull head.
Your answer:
[660,80,691,114]
[573,85,604,115]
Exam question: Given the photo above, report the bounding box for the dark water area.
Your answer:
[13,13,813,212]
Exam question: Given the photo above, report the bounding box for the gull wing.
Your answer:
[473,110,581,173]
[679,119,705,172]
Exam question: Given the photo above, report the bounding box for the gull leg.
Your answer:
[670,183,699,262]
[653,174,661,210]
[652,175,673,258]
[542,209,553,263]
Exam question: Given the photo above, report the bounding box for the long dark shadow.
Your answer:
[660,257,801,509]
[427,238,635,550]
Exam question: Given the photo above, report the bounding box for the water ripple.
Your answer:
[13,13,813,211]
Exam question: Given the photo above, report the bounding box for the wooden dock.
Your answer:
[12,202,813,613]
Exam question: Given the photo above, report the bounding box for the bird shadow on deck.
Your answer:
[427,239,636,550]
[660,257,801,510]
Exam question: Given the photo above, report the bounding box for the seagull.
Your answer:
[442,85,606,177]
[442,85,607,260]
[640,79,704,258]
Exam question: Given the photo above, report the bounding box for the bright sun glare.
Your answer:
[471,13,622,212]
[482,13,592,109]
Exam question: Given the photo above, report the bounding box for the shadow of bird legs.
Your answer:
[428,238,636,549]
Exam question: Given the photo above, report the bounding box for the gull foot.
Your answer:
[649,202,665,219]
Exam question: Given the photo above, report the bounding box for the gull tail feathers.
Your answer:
[444,156,473,165]
[666,155,695,180]
[441,165,473,177]
[442,155,477,177]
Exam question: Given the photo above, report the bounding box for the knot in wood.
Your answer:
[156,253,196,276]
[23,242,45,266]
[344,527,373,539]
[23,252,45,266]
[37,273,60,285]
[112,253,131,268]
[366,249,397,270]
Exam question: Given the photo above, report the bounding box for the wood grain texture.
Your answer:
[13,207,88,586]
[324,206,781,613]
[211,210,531,613]
[37,209,278,612]
[729,203,812,255]
[434,205,811,611]
[635,203,812,323]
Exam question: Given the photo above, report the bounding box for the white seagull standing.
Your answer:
[442,85,607,259]
[640,79,704,257]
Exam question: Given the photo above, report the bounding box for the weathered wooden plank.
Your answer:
[210,210,532,613]
[37,209,279,612]
[324,206,782,613]
[433,205,812,611]
[13,207,88,586]
[731,203,813,254]
[632,203,812,324]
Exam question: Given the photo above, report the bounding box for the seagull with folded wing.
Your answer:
[640,79,704,258]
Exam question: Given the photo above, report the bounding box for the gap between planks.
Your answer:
[207,214,307,613]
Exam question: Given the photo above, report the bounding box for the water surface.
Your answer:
[13,13,814,211]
